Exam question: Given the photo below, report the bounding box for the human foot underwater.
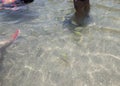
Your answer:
[0,0,34,10]
[0,29,20,61]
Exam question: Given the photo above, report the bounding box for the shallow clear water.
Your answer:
[0,0,120,86]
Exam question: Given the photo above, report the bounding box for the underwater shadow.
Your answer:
[0,47,7,86]
[63,14,91,33]
[0,8,39,24]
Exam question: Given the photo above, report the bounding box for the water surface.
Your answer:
[0,0,120,86]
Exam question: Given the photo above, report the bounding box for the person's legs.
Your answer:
[73,0,90,25]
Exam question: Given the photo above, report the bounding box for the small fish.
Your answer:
[0,29,20,49]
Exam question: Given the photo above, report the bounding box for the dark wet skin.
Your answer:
[73,0,90,25]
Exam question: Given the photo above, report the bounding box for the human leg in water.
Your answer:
[72,0,90,26]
